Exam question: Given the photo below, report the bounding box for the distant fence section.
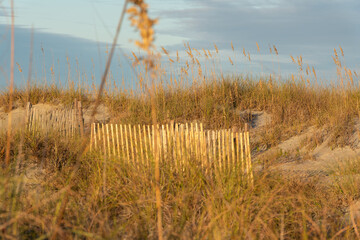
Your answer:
[90,122,253,183]
[26,100,85,138]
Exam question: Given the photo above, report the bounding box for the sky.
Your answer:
[0,0,359,89]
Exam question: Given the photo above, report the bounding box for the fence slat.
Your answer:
[185,123,190,168]
[179,124,185,172]
[231,131,235,173]
[175,124,181,173]
[195,122,199,163]
[166,124,172,169]
[124,124,130,162]
[138,125,144,167]
[245,131,253,185]
[226,129,230,172]
[90,123,93,151]
[217,130,222,172]
[240,132,245,176]
[133,125,139,166]
[107,124,111,157]
[116,124,120,157]
[111,124,115,157]
[101,123,106,156]
[200,124,207,172]
[93,123,97,150]
[143,125,149,168]
[151,125,155,159]
[129,124,135,162]
[120,124,125,157]
[162,125,167,165]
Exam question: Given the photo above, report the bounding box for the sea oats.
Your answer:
[16,62,22,73]
[214,43,219,54]
[256,42,260,53]
[290,55,295,64]
[161,46,169,55]
[273,45,278,55]
[312,66,317,81]
[339,45,344,57]
[229,57,234,65]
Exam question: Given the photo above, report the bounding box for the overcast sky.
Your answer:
[0,0,359,89]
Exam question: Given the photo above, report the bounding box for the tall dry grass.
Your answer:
[1,0,360,239]
[1,50,360,239]
[0,129,358,238]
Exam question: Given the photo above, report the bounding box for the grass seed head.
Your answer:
[16,62,22,73]
[214,43,219,54]
[256,42,260,53]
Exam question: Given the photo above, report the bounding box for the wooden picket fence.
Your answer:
[90,122,253,183]
[26,100,85,137]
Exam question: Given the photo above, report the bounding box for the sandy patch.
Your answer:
[256,125,360,179]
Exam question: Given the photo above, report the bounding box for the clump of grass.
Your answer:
[2,70,360,148]
[2,42,359,149]
[1,139,357,239]
[0,84,94,111]
[1,0,360,238]
[101,74,359,150]
[2,43,360,238]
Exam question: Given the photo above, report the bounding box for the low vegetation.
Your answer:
[1,64,360,238]
[1,0,360,238]
[1,128,360,239]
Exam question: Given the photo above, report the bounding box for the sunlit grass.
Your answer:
[1,0,360,238]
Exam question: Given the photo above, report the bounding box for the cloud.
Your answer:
[161,0,359,47]
[156,0,360,79]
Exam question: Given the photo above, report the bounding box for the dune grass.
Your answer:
[1,45,360,239]
[2,0,360,238]
[1,67,360,238]
[0,128,359,239]
[2,70,358,148]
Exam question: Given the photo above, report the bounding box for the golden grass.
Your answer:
[1,130,358,239]
[1,0,360,238]
[1,48,360,238]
